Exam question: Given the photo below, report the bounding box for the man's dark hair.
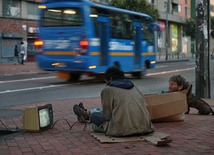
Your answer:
[104,67,124,81]
[169,75,189,90]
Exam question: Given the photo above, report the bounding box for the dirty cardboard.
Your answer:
[144,92,188,121]
[91,132,172,146]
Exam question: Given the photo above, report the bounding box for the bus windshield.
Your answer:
[42,8,82,26]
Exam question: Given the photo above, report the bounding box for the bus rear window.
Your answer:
[42,8,82,26]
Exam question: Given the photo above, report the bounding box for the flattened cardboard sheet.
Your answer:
[91,132,172,146]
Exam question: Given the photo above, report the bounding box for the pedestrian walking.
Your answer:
[13,44,20,65]
[20,41,25,65]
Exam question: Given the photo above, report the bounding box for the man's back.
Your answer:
[101,85,154,136]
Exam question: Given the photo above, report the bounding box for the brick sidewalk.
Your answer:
[0,98,214,155]
[0,62,48,76]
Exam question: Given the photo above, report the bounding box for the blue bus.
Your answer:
[35,0,160,81]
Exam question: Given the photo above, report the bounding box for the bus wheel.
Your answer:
[57,71,71,81]
[132,67,147,79]
[69,72,81,81]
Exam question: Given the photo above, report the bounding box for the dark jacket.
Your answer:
[14,45,19,56]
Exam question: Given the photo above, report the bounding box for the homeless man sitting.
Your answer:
[73,67,154,136]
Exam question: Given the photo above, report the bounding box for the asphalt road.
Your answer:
[0,59,213,109]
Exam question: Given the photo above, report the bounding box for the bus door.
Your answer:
[132,21,142,68]
[97,15,110,66]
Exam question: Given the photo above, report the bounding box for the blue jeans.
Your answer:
[89,108,108,132]
[90,112,107,126]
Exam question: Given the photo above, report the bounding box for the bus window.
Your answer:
[42,8,82,26]
[123,14,134,39]
[90,7,99,37]
[90,8,134,39]
[142,25,154,45]
[111,12,133,39]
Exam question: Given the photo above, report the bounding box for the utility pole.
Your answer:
[165,0,169,60]
[195,0,211,98]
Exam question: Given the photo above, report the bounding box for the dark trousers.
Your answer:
[20,54,25,64]
[90,112,108,127]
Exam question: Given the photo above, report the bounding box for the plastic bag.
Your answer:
[23,55,27,60]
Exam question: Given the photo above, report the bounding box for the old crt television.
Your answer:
[23,104,53,132]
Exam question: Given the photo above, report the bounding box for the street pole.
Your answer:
[195,0,211,98]
[165,0,169,60]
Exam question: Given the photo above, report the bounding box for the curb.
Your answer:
[156,58,190,63]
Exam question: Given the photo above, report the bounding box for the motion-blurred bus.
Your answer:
[34,0,161,81]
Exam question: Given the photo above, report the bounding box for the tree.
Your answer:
[184,17,214,39]
[183,18,196,39]
[109,0,159,21]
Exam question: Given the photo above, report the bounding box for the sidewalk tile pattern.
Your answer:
[0,98,214,155]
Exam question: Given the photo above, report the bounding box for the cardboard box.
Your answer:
[151,113,185,122]
[144,92,188,122]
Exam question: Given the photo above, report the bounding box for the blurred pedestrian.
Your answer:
[13,45,20,65]
[20,41,25,65]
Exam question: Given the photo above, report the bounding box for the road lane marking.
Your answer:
[0,67,195,94]
[0,76,56,84]
[156,65,167,68]
[146,67,194,76]
[0,84,69,94]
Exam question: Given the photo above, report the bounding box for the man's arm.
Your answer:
[100,87,113,120]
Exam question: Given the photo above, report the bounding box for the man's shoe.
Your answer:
[79,102,87,111]
[73,104,89,123]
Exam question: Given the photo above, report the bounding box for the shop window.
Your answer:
[28,2,39,19]
[2,0,21,17]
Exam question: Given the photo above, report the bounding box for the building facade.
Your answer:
[210,0,214,16]
[148,0,191,59]
[0,0,41,63]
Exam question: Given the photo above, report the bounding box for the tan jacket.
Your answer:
[101,85,154,136]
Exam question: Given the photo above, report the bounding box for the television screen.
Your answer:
[39,108,50,128]
[38,104,53,130]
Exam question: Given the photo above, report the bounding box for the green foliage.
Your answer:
[109,0,159,21]
[183,18,196,39]
[184,17,214,39]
